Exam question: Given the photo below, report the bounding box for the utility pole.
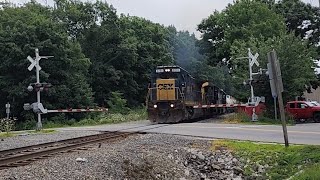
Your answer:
[267,50,289,147]
[26,48,53,130]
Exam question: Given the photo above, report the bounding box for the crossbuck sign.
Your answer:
[248,50,259,67]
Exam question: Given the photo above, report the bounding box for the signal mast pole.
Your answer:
[27,48,53,130]
[35,49,41,130]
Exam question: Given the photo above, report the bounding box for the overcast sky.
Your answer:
[6,0,320,37]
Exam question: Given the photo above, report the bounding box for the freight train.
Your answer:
[146,65,230,123]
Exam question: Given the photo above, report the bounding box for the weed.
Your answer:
[0,117,16,134]
[211,140,320,179]
[292,164,320,180]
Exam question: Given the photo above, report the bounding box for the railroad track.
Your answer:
[0,131,137,170]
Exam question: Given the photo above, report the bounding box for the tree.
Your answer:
[231,33,318,103]
[274,0,320,54]
[0,2,94,122]
[53,0,174,107]
[197,0,286,67]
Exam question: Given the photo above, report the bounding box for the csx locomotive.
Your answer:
[146,65,227,123]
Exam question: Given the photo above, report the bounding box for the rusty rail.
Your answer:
[0,131,135,169]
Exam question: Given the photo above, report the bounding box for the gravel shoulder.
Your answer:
[0,133,246,180]
[0,130,101,151]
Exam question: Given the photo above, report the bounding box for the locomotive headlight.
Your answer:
[170,104,174,108]
[153,104,157,108]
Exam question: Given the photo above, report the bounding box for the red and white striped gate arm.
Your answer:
[47,108,108,113]
[193,104,247,109]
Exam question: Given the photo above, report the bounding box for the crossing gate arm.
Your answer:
[47,108,108,113]
[193,104,247,109]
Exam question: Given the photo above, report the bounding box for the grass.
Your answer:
[43,108,147,129]
[27,129,56,134]
[292,164,320,180]
[212,140,320,179]
[0,129,57,138]
[223,111,295,125]
[0,132,16,137]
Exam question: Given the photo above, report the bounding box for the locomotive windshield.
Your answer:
[156,72,179,79]
[153,66,190,80]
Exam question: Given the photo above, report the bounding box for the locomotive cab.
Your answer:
[147,66,198,123]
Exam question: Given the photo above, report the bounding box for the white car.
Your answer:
[310,101,320,106]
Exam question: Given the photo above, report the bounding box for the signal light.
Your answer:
[27,83,53,92]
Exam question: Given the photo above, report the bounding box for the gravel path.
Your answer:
[0,130,101,151]
[0,133,250,180]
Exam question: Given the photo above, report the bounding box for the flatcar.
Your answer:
[146,65,228,123]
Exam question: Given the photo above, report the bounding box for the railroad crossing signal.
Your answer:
[26,48,53,130]
[27,49,53,71]
[248,50,259,67]
[27,55,41,71]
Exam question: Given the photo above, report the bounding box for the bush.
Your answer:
[107,91,130,114]
[0,117,17,133]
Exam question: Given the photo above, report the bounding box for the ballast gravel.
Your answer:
[0,130,100,151]
[0,133,247,180]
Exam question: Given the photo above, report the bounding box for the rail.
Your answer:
[0,131,135,170]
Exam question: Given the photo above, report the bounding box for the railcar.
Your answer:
[146,65,228,123]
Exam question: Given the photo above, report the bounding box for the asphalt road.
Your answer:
[57,120,320,145]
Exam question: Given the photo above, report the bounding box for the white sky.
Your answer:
[4,0,320,37]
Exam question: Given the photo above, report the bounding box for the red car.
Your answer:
[286,101,320,123]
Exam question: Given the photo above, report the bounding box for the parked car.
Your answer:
[286,101,320,123]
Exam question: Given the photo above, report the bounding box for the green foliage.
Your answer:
[0,0,169,129]
[292,164,320,180]
[43,108,146,128]
[198,0,286,66]
[0,132,16,137]
[16,112,36,130]
[231,33,317,103]
[0,2,94,125]
[77,6,174,106]
[274,0,320,55]
[107,91,130,114]
[214,140,320,179]
[187,60,234,94]
[198,0,319,106]
[0,117,16,133]
[28,129,56,134]
[224,111,295,125]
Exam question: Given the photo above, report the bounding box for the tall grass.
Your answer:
[43,108,147,128]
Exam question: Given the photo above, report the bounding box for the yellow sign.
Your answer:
[156,79,175,100]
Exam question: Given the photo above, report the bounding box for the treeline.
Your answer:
[0,0,319,125]
[0,0,207,124]
[198,0,320,106]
